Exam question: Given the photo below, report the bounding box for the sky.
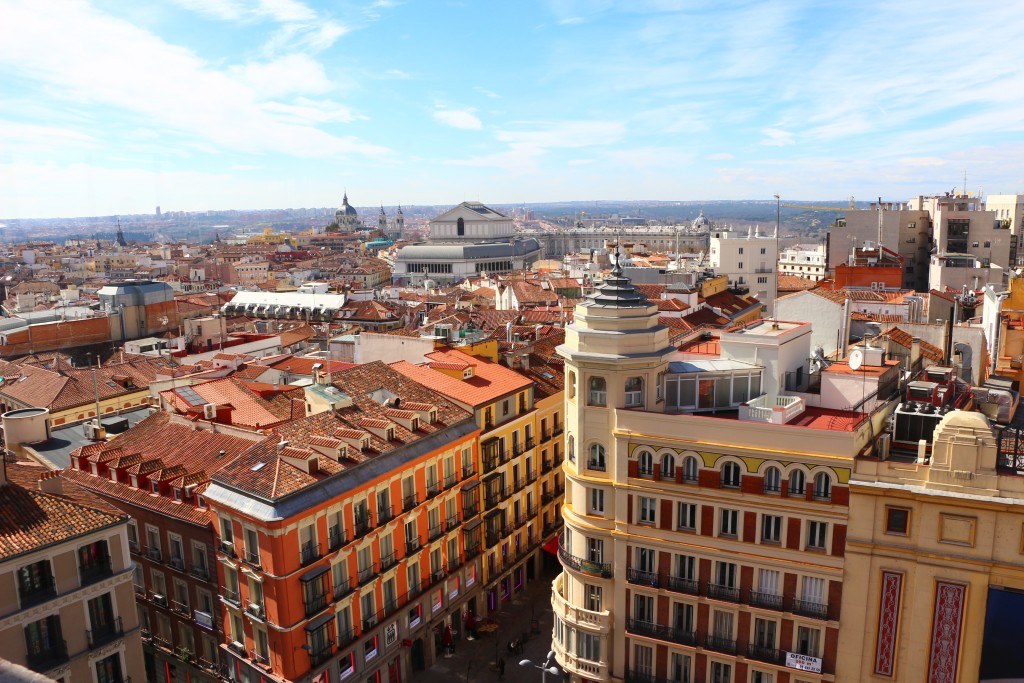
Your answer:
[2,0,1024,219]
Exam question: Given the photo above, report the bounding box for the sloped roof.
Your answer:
[391,347,532,408]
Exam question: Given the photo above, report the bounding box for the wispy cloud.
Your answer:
[433,108,484,130]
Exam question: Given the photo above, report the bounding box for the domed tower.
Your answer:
[334,192,360,232]
[692,209,710,231]
[553,249,674,681]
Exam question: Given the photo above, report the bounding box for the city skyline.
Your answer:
[2,0,1024,219]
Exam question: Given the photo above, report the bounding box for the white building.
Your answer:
[778,243,827,281]
[708,226,778,314]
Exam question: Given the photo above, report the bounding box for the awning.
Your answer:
[461,479,480,491]
[300,564,330,583]
[463,518,483,532]
[542,537,560,555]
[305,611,334,632]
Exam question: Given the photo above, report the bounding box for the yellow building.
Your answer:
[392,346,565,613]
[0,463,145,683]
[245,227,291,245]
[553,261,888,683]
[837,410,1024,683]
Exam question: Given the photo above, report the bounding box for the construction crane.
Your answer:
[781,197,856,211]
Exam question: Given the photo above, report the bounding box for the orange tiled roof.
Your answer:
[391,348,532,407]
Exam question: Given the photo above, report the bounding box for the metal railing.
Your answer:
[300,540,321,566]
[380,551,397,571]
[747,643,784,665]
[334,576,354,600]
[26,639,68,672]
[704,633,737,655]
[304,592,329,617]
[308,641,334,667]
[87,616,123,649]
[79,555,113,586]
[626,568,659,588]
[792,598,830,620]
[706,583,740,602]
[748,590,784,611]
[406,538,422,555]
[329,526,347,551]
[557,541,613,578]
[19,577,56,608]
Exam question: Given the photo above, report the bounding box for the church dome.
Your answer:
[336,192,358,217]
[691,209,709,229]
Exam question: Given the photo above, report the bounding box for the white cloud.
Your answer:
[761,127,795,147]
[708,152,733,160]
[0,2,385,160]
[476,87,500,99]
[433,109,484,130]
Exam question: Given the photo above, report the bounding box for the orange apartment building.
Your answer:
[203,362,483,683]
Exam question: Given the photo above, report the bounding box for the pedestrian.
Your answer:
[498,656,505,680]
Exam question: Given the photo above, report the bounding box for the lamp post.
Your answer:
[773,194,781,317]
[520,650,560,683]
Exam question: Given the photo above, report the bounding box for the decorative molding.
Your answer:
[927,581,966,683]
[873,570,902,676]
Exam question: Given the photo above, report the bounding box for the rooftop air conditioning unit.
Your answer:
[229,640,246,656]
[152,593,168,607]
[204,403,217,420]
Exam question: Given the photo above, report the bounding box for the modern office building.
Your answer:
[552,259,892,683]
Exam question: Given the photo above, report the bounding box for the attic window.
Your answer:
[429,410,437,423]
[386,428,395,441]
[130,475,138,488]
[410,418,419,431]
[106,381,118,388]
[196,495,206,509]
[151,481,159,494]
[173,488,182,501]
[251,461,267,472]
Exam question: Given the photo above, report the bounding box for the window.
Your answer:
[677,502,697,531]
[720,509,738,537]
[764,466,781,493]
[637,450,653,477]
[788,469,806,496]
[796,626,821,658]
[585,584,602,612]
[673,602,694,631]
[17,560,55,606]
[576,631,601,662]
[801,576,825,608]
[457,217,465,236]
[588,444,606,471]
[762,515,782,543]
[757,569,780,596]
[683,456,699,482]
[738,247,744,255]
[634,593,654,622]
[656,371,664,402]
[588,377,607,406]
[586,537,604,564]
[660,453,675,480]
[568,371,576,399]
[625,377,643,407]
[588,488,605,515]
[633,643,654,677]
[752,671,774,683]
[671,652,692,683]
[715,561,737,589]
[807,521,827,550]
[639,497,656,524]
[635,547,656,573]
[760,247,766,255]
[567,435,575,462]
[710,661,732,683]
[754,617,777,647]
[813,472,832,500]
[721,461,741,488]
[885,507,910,535]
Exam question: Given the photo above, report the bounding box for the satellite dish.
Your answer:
[849,348,864,371]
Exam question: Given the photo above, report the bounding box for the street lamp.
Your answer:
[520,650,560,683]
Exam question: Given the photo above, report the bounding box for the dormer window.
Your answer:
[410,418,419,431]
[386,428,395,441]
[429,410,437,423]
[130,475,138,488]
[173,488,182,501]
[196,495,206,509]
[151,481,160,494]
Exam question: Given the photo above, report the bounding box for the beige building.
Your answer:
[838,410,1024,683]
[552,260,888,683]
[0,462,144,683]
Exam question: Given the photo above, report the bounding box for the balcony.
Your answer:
[358,565,377,586]
[541,491,554,504]
[190,564,211,582]
[739,394,806,425]
[380,551,397,571]
[168,556,185,572]
[557,542,612,578]
[443,473,459,489]
[403,494,420,512]
[704,633,737,655]
[462,465,476,478]
[552,424,563,436]
[541,460,553,474]
[354,516,371,537]
[540,430,551,444]
[19,577,56,608]
[625,619,697,648]
[626,568,659,588]
[377,506,395,526]
[551,573,610,632]
[246,601,266,620]
[26,639,68,672]
[514,477,527,492]
[792,598,830,620]
[308,641,334,667]
[464,542,481,559]
[428,524,444,542]
[146,547,163,563]
[747,643,784,665]
[243,549,261,569]
[665,575,700,596]
[304,593,329,618]
[223,589,241,606]
[446,515,460,532]
[334,576,354,600]
[87,616,124,649]
[328,526,347,551]
[300,540,321,566]
[171,600,190,616]
[525,437,536,450]
[463,502,480,518]
[748,590,784,611]
[425,483,441,499]
[406,538,422,555]
[707,583,740,603]
[79,555,113,586]
[219,540,237,558]
[484,494,500,510]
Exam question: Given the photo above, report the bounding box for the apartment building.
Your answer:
[777,245,826,282]
[708,227,778,315]
[0,462,145,683]
[203,362,481,683]
[62,412,261,683]
[838,410,1024,682]
[392,347,566,613]
[553,261,890,683]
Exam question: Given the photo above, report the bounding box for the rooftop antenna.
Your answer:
[963,169,968,196]
[877,196,884,253]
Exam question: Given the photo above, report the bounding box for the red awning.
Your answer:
[542,536,560,555]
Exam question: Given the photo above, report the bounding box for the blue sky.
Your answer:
[2,0,1023,218]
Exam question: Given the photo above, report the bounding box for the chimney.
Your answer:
[910,337,921,369]
[38,470,63,495]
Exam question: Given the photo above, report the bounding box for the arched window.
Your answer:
[625,377,644,407]
[789,469,806,496]
[588,444,606,471]
[683,456,699,483]
[638,450,653,477]
[589,377,607,406]
[568,371,576,399]
[721,461,741,488]
[568,435,575,462]
[764,466,781,493]
[457,217,465,236]
[660,454,676,480]
[813,472,832,500]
